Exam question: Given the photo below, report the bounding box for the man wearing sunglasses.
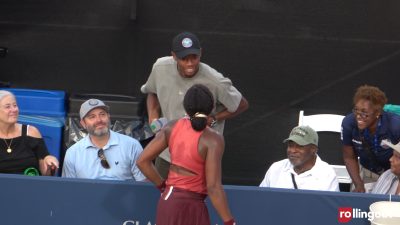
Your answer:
[62,99,146,181]
[341,85,400,192]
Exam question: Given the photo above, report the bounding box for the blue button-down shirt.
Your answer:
[62,130,146,181]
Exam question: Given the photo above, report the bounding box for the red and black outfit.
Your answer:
[156,118,209,225]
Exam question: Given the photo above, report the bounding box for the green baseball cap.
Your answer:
[283,125,318,146]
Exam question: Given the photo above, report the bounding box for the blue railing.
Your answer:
[0,174,397,225]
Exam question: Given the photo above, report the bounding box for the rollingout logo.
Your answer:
[338,207,392,223]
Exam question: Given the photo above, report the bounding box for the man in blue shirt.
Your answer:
[341,85,400,192]
[62,99,146,181]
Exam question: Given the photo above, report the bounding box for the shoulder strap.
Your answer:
[21,124,27,137]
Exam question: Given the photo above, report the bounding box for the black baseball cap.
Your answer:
[172,31,201,59]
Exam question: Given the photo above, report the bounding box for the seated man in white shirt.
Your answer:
[260,125,339,191]
[371,140,400,195]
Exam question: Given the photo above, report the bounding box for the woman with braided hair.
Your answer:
[137,84,236,225]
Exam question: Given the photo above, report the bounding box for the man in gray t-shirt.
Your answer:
[141,31,249,179]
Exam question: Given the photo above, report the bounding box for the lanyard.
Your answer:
[291,173,298,189]
[362,117,382,152]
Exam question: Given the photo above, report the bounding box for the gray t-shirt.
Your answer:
[141,56,242,161]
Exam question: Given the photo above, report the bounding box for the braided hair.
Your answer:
[183,84,214,131]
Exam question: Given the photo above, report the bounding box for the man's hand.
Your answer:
[352,183,366,193]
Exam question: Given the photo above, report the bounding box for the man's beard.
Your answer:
[86,122,110,137]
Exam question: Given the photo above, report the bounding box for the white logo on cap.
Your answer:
[291,128,307,137]
[89,99,99,106]
[181,38,193,48]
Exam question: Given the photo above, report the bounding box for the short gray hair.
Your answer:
[0,90,15,102]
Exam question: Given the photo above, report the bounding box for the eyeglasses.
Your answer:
[352,108,373,119]
[97,148,110,169]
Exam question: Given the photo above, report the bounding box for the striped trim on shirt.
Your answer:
[372,169,399,195]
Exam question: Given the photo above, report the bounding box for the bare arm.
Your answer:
[146,93,161,124]
[137,125,170,187]
[28,125,59,176]
[208,97,249,125]
[343,145,364,192]
[203,130,234,222]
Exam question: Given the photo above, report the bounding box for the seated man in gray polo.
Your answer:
[62,99,146,181]
[260,125,339,191]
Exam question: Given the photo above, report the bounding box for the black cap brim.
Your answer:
[175,48,201,59]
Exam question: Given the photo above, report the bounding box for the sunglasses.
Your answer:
[352,108,373,119]
[97,148,110,169]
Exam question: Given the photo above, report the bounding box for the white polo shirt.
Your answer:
[259,156,339,191]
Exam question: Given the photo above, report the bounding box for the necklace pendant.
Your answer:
[6,148,12,153]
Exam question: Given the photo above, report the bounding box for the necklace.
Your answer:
[3,138,13,154]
